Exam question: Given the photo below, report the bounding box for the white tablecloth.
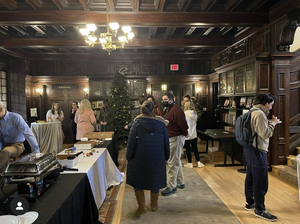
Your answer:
[60,148,124,209]
[31,122,63,154]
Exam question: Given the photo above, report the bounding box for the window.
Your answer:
[0,71,7,107]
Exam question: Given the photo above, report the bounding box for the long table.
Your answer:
[31,122,63,154]
[197,129,243,167]
[31,174,100,224]
[59,147,124,209]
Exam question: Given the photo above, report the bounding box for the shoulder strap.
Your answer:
[250,109,260,159]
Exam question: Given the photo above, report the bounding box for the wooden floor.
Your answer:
[111,154,300,224]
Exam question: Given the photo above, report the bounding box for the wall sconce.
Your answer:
[147,88,151,95]
[36,88,42,96]
[84,88,89,96]
[161,84,167,91]
[196,87,202,94]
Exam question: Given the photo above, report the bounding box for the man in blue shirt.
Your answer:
[0,101,40,174]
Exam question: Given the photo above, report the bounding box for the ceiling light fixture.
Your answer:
[79,1,134,55]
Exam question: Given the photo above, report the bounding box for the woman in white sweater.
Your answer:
[183,100,204,168]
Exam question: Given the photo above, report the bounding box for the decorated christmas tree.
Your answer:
[110,71,131,146]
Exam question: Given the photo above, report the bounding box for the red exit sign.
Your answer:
[170,64,179,71]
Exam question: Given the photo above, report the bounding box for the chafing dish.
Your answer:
[1,153,61,198]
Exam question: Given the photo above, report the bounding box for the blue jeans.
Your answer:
[243,146,268,211]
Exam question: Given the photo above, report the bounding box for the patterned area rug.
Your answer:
[99,148,127,224]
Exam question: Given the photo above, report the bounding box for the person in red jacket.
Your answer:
[161,93,188,196]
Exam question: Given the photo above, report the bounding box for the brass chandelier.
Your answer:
[79,2,134,55]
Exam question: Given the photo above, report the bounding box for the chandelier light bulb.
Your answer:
[118,36,126,42]
[79,28,89,36]
[86,24,97,32]
[109,22,119,32]
[128,32,134,40]
[122,26,131,33]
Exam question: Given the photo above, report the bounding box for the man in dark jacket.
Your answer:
[161,93,188,196]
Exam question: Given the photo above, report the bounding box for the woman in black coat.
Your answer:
[126,100,170,218]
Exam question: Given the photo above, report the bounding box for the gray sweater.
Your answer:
[250,104,277,152]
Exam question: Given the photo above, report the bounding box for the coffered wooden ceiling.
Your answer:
[0,0,299,60]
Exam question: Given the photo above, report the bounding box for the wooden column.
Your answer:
[270,52,294,165]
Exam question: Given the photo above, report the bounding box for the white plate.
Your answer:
[0,215,20,224]
[105,138,112,141]
[18,211,39,224]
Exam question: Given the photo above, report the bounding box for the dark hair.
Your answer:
[147,95,156,104]
[141,100,154,116]
[253,94,276,106]
[165,93,174,101]
[183,94,191,99]
[72,101,78,106]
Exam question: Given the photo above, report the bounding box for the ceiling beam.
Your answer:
[130,0,139,11]
[51,0,68,10]
[0,0,17,10]
[224,0,243,12]
[0,47,26,58]
[247,0,268,12]
[156,0,167,11]
[17,52,212,61]
[178,0,191,12]
[0,38,232,48]
[107,0,115,12]
[78,0,90,10]
[201,0,217,11]
[0,11,269,27]
[24,0,43,10]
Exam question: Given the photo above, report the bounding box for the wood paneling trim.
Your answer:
[257,63,270,91]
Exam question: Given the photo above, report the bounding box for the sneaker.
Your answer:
[161,187,177,196]
[254,209,277,222]
[184,163,193,168]
[177,184,185,189]
[245,203,255,210]
[197,161,205,168]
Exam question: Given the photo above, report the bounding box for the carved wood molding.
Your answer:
[277,20,299,52]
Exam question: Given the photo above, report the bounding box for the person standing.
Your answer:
[244,93,281,222]
[183,100,205,168]
[46,101,65,140]
[0,101,40,180]
[46,102,64,123]
[161,93,188,196]
[74,99,96,140]
[99,99,115,132]
[147,95,162,116]
[70,101,79,143]
[126,100,170,217]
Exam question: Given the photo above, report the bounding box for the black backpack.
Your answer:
[235,109,258,147]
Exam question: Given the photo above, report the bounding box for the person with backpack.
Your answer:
[241,93,281,222]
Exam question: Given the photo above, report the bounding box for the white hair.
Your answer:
[0,100,5,108]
